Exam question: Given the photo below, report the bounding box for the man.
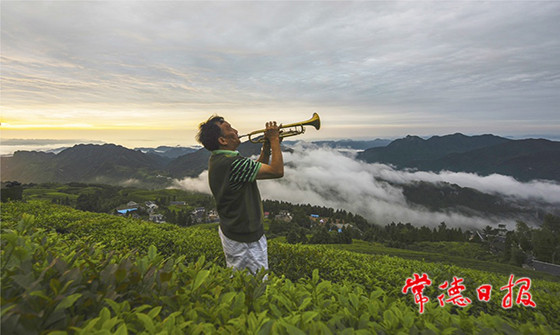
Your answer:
[196,115,284,274]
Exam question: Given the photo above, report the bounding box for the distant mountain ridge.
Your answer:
[357,133,560,181]
[2,133,559,185]
[358,133,510,165]
[1,141,263,185]
[1,144,165,185]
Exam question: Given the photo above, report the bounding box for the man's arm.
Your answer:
[257,140,271,165]
[256,122,283,179]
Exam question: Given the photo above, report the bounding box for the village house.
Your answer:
[334,223,353,232]
[116,201,138,216]
[192,207,206,223]
[275,210,292,222]
[207,209,219,222]
[310,214,328,226]
[145,201,158,213]
[115,201,144,218]
[149,213,165,224]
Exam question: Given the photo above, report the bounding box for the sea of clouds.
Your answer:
[173,143,560,230]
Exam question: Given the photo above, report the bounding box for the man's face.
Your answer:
[218,121,240,149]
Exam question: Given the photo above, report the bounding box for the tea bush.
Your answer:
[2,201,559,334]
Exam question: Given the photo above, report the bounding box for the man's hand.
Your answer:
[256,121,284,179]
[264,121,280,142]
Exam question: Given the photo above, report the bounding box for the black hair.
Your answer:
[196,115,224,151]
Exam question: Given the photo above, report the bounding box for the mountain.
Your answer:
[0,151,57,183]
[3,134,559,185]
[1,141,267,184]
[357,133,560,181]
[429,139,560,181]
[1,144,164,184]
[358,133,510,166]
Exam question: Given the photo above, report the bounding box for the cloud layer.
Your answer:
[173,144,560,230]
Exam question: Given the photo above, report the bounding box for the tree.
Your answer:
[286,229,299,244]
[1,182,23,202]
[286,227,308,244]
[509,247,526,267]
[76,193,99,212]
[292,209,311,228]
[543,214,560,235]
[336,228,353,244]
[532,228,556,263]
[309,226,331,244]
[268,219,288,236]
[515,221,532,252]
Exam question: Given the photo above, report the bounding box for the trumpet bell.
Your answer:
[302,112,320,131]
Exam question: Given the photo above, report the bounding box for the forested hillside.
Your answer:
[0,144,166,186]
[358,134,560,182]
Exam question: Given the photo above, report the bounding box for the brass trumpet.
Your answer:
[239,113,321,143]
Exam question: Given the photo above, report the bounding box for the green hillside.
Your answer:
[2,201,560,334]
[357,134,560,182]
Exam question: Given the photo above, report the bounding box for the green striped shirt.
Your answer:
[208,150,264,242]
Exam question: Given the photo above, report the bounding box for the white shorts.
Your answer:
[218,227,268,274]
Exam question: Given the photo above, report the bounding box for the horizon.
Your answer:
[2,131,560,157]
[1,2,559,147]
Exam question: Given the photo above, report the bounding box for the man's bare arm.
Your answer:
[256,122,283,179]
[257,140,271,165]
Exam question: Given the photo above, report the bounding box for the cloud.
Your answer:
[0,138,106,156]
[375,168,560,203]
[173,170,210,195]
[173,144,560,230]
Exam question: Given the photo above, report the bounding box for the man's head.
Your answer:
[196,115,240,151]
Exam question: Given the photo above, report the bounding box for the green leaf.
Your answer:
[102,317,120,332]
[298,297,312,311]
[301,311,319,324]
[192,270,210,291]
[97,307,111,327]
[136,313,155,333]
[29,290,52,301]
[54,293,82,312]
[114,324,128,335]
[148,245,157,260]
[148,306,162,319]
[0,305,16,318]
[281,322,307,335]
[312,269,320,285]
[134,305,152,313]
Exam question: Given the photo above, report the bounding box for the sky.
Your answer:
[1,1,560,150]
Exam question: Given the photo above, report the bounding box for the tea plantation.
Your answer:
[2,201,559,334]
